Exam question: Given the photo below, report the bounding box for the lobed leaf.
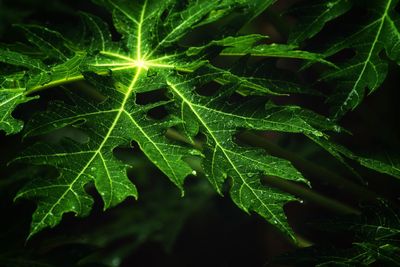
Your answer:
[2,0,398,245]
[322,0,400,117]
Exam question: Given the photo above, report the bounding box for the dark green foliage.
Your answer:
[0,0,399,266]
[277,201,400,266]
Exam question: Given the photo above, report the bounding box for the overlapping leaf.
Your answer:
[0,0,335,136]
[165,69,338,239]
[0,14,110,134]
[0,48,43,134]
[4,0,341,241]
[188,34,335,67]
[15,73,197,238]
[277,201,400,266]
[290,0,400,118]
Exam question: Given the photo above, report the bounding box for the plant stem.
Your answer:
[263,176,360,215]
[238,131,378,202]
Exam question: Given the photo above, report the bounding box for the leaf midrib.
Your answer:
[123,109,182,188]
[27,0,149,236]
[0,90,24,107]
[338,0,392,114]
[168,81,292,237]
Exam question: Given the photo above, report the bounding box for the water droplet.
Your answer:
[191,170,197,176]
[299,200,304,204]
[273,220,278,224]
[90,167,96,171]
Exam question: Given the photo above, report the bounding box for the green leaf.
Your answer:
[288,0,352,45]
[0,13,117,135]
[3,0,380,244]
[356,154,400,179]
[1,1,400,266]
[277,201,400,266]
[16,25,73,61]
[310,136,400,180]
[8,0,328,241]
[188,34,336,67]
[0,48,46,70]
[323,201,400,266]
[0,48,43,134]
[15,74,195,238]
[321,0,400,118]
[0,88,34,135]
[165,70,332,239]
